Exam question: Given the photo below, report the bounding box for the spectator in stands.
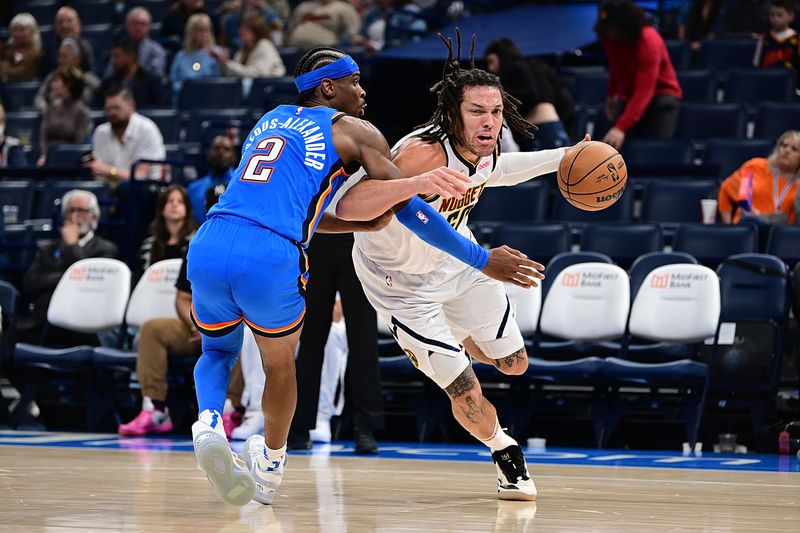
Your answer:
[678,0,723,53]
[287,0,361,48]
[17,190,119,344]
[188,135,236,223]
[99,38,167,109]
[87,87,166,182]
[219,0,286,48]
[210,15,286,77]
[108,7,167,80]
[0,104,26,168]
[354,0,428,51]
[48,7,94,74]
[753,0,799,91]
[0,12,43,82]
[169,13,222,106]
[594,0,683,150]
[34,38,100,112]
[718,130,800,224]
[484,37,573,151]
[36,67,92,167]
[137,184,198,281]
[162,0,221,43]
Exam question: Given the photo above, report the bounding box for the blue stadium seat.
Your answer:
[580,224,663,269]
[697,38,759,72]
[550,185,633,223]
[673,224,758,268]
[45,144,92,168]
[0,224,36,286]
[0,280,18,374]
[724,68,795,106]
[676,70,715,102]
[0,181,36,224]
[139,109,181,144]
[640,180,719,223]
[1,81,40,111]
[491,224,571,266]
[705,253,791,437]
[704,139,774,179]
[676,103,746,140]
[766,225,800,267]
[4,111,40,146]
[179,78,243,110]
[571,71,608,106]
[754,102,800,139]
[186,108,249,143]
[12,1,58,23]
[82,24,115,73]
[665,39,691,70]
[247,77,297,111]
[469,180,549,224]
[34,180,110,220]
[621,138,694,170]
[278,47,304,75]
[68,1,117,26]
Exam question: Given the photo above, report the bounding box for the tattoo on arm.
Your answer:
[492,347,526,370]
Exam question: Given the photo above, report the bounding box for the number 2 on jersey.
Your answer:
[241,136,285,183]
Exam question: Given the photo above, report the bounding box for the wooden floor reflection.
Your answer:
[1,445,798,532]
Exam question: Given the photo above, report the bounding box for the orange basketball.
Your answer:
[557,141,628,211]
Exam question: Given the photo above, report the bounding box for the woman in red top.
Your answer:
[594,0,683,149]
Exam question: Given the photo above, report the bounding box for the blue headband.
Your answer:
[294,55,360,93]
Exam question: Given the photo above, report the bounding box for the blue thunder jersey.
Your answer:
[207,105,354,246]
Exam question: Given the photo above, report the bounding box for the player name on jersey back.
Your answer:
[244,115,328,170]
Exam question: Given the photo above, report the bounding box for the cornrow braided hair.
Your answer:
[294,46,348,105]
[417,29,534,147]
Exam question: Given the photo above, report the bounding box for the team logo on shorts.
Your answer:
[385,275,392,287]
[404,349,419,368]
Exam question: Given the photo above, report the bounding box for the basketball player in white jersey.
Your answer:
[338,34,588,501]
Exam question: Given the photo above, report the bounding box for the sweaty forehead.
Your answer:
[461,86,502,107]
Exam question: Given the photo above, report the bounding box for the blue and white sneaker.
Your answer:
[192,410,255,506]
[243,434,287,505]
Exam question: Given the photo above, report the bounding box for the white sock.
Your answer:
[266,443,286,459]
[480,419,517,451]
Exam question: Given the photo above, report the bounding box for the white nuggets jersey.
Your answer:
[353,129,498,274]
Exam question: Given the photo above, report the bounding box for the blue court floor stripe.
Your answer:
[0,430,798,474]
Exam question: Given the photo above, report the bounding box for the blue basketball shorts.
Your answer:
[187,215,309,338]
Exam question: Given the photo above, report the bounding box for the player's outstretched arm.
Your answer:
[333,118,470,221]
[489,134,591,187]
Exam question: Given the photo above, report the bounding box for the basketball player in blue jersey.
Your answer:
[187,45,545,506]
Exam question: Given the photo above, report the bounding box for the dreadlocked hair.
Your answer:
[294,46,348,105]
[417,30,534,146]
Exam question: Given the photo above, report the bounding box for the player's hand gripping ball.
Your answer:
[557,140,627,211]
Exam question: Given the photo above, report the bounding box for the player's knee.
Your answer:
[493,348,528,376]
[262,352,295,376]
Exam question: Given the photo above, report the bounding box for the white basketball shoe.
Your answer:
[491,444,538,501]
[192,409,255,506]
[243,434,287,505]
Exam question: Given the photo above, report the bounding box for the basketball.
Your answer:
[557,141,627,211]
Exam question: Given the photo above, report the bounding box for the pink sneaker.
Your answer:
[118,409,174,436]
[222,411,243,439]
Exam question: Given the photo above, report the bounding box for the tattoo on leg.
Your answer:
[445,366,477,398]
[494,347,526,370]
[459,395,481,424]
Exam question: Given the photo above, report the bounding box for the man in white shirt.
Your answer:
[87,86,166,181]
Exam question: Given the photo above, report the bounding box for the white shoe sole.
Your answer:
[195,432,256,506]
[498,486,537,501]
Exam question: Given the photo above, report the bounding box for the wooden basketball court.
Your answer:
[2,435,799,532]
